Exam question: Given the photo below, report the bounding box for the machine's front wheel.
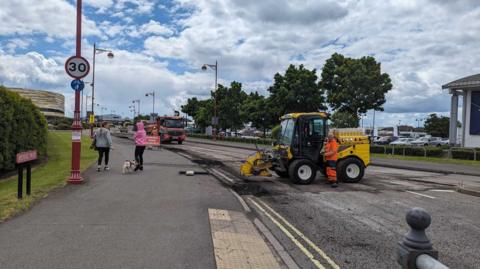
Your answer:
[288,159,316,185]
[178,140,183,144]
[337,158,365,183]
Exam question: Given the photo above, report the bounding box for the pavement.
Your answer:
[0,137,285,269]
[164,140,480,268]
[371,157,480,177]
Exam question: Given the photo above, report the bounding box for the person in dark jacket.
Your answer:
[94,122,112,171]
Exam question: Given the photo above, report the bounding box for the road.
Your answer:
[164,140,480,269]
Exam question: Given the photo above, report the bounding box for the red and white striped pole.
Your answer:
[68,0,84,184]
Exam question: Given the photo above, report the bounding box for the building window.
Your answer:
[470,91,480,135]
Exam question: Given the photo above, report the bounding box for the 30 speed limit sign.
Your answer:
[65,56,90,79]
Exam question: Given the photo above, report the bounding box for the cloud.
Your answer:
[0,51,63,86]
[2,0,480,127]
[0,0,100,38]
[139,20,174,36]
[229,0,348,25]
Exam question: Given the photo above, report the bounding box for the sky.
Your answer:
[1,0,479,127]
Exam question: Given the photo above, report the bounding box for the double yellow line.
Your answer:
[248,197,340,269]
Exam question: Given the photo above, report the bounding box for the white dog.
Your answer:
[122,160,137,174]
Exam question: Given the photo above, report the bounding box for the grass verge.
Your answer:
[0,131,97,222]
[372,153,480,167]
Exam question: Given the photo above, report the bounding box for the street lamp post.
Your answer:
[90,42,114,137]
[130,109,135,120]
[145,91,155,121]
[132,99,140,118]
[202,60,218,140]
[415,118,424,128]
[129,105,136,118]
[372,110,376,138]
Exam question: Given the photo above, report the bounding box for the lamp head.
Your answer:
[107,52,114,59]
[201,65,207,71]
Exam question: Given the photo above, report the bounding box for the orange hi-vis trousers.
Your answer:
[326,161,337,183]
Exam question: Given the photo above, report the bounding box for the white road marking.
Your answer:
[248,198,327,269]
[229,189,251,212]
[176,152,191,159]
[253,218,300,269]
[210,168,235,184]
[429,189,455,193]
[405,191,436,199]
[256,199,340,269]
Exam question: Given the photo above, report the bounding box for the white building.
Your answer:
[443,74,480,147]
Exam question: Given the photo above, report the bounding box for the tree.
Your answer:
[321,53,392,123]
[424,113,456,138]
[330,111,359,128]
[134,114,150,122]
[181,97,200,119]
[193,99,213,130]
[216,81,248,131]
[268,64,326,120]
[0,87,48,171]
[240,92,277,136]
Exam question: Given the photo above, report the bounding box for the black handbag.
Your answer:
[90,137,97,150]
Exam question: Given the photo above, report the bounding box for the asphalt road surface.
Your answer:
[165,140,480,269]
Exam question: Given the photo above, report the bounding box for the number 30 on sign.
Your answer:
[65,56,90,79]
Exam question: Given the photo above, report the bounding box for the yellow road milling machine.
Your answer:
[240,112,370,184]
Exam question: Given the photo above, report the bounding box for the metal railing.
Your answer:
[397,207,449,269]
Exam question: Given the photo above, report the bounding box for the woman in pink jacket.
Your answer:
[133,121,147,171]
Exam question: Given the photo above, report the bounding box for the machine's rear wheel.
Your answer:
[337,158,365,183]
[288,159,316,185]
[178,140,183,144]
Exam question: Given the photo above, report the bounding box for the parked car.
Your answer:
[390,138,415,146]
[411,137,447,147]
[374,136,397,145]
[441,138,450,145]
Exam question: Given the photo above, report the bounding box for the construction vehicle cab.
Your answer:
[270,112,370,184]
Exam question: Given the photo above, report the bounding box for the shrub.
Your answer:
[48,116,73,130]
[371,145,444,158]
[0,87,48,171]
[370,145,387,154]
[451,149,477,160]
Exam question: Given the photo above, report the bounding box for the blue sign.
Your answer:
[71,79,85,91]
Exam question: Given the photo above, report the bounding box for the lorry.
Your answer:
[148,116,186,144]
[240,112,370,184]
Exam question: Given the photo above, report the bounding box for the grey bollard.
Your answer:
[397,207,439,269]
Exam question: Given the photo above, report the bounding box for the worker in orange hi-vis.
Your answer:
[324,133,339,188]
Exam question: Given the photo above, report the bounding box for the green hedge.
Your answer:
[0,87,48,171]
[188,133,275,145]
[371,145,444,157]
[450,149,480,161]
[48,116,73,130]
